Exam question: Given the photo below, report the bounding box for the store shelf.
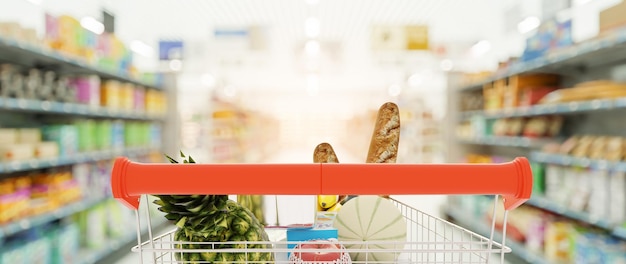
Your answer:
[0,97,165,120]
[77,220,169,264]
[0,147,159,173]
[526,196,613,230]
[0,198,107,239]
[459,26,626,91]
[460,98,622,120]
[445,207,549,264]
[457,136,554,148]
[0,36,160,89]
[530,152,626,171]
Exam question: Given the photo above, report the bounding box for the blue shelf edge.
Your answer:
[460,98,623,120]
[0,147,159,173]
[0,97,165,121]
[530,152,626,172]
[0,36,161,90]
[526,196,614,230]
[458,26,626,92]
[445,207,550,264]
[457,136,553,148]
[0,198,108,239]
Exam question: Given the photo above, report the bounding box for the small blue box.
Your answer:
[286,228,338,249]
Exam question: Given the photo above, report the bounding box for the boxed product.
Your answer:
[599,0,626,33]
[69,75,101,107]
[0,144,35,161]
[101,80,121,109]
[501,74,561,109]
[0,129,17,145]
[16,128,41,144]
[544,221,574,263]
[76,120,96,151]
[610,171,626,225]
[50,223,80,264]
[34,142,60,159]
[569,168,591,212]
[111,120,125,151]
[94,120,112,150]
[120,82,135,111]
[0,64,24,98]
[588,169,610,220]
[76,204,107,248]
[42,125,78,157]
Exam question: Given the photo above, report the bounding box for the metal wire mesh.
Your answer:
[130,196,511,263]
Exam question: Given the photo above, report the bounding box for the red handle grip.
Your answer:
[111,157,532,211]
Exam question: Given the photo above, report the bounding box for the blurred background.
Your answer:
[1,0,626,263]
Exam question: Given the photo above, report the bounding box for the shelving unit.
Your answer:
[458,26,626,92]
[0,147,157,173]
[525,196,626,240]
[0,97,165,120]
[444,207,549,264]
[0,36,159,89]
[457,136,556,148]
[0,198,105,239]
[446,25,626,263]
[460,97,626,120]
[0,34,175,263]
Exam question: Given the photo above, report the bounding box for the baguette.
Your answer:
[366,102,401,199]
[313,143,346,203]
[366,102,401,163]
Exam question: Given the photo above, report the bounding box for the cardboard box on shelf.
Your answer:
[600,0,626,33]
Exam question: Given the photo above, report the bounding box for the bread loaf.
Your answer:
[366,102,400,199]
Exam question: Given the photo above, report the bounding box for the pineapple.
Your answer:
[154,152,274,263]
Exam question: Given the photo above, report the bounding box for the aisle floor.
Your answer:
[112,146,507,264]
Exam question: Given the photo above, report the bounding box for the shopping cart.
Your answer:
[111,157,533,264]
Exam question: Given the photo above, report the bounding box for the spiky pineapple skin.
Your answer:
[154,153,274,263]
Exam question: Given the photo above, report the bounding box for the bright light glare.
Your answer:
[305,40,321,57]
[25,0,41,5]
[307,75,319,96]
[388,84,402,97]
[305,17,320,38]
[169,59,183,71]
[130,40,153,57]
[202,74,216,87]
[440,59,454,71]
[80,17,105,35]
[471,40,491,57]
[305,0,319,5]
[517,16,541,34]
[408,74,423,87]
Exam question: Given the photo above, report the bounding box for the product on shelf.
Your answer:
[153,153,274,263]
[76,204,107,249]
[610,171,626,225]
[520,18,573,62]
[540,81,626,104]
[600,1,626,33]
[42,125,78,158]
[0,64,24,98]
[0,176,31,223]
[69,75,101,107]
[335,195,406,262]
[483,74,560,111]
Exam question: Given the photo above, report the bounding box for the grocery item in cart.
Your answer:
[314,143,345,229]
[289,239,352,263]
[152,152,274,263]
[335,195,407,262]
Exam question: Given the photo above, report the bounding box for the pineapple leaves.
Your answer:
[165,154,178,164]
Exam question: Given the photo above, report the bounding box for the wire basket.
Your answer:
[111,157,533,264]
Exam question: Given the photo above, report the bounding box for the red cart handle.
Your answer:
[111,157,532,211]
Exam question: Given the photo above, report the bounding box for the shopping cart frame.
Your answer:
[111,156,532,263]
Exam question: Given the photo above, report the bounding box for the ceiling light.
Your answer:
[471,40,491,57]
[305,40,321,57]
[169,59,183,71]
[202,74,216,87]
[388,84,402,97]
[80,17,105,35]
[130,40,153,57]
[517,16,541,34]
[440,59,454,71]
[305,17,320,38]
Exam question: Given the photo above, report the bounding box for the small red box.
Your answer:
[519,87,558,106]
